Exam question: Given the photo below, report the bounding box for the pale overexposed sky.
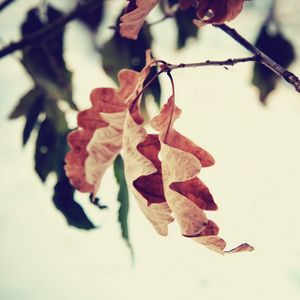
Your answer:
[1,1,300,300]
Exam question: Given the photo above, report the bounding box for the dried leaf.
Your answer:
[119,0,247,40]
[178,0,247,27]
[123,103,174,236]
[65,51,154,195]
[120,0,160,40]
[152,96,253,253]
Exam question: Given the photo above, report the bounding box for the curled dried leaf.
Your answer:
[179,0,247,26]
[152,96,253,253]
[65,72,133,194]
[123,103,174,236]
[151,96,216,237]
[119,0,247,40]
[120,0,160,40]
[65,51,154,195]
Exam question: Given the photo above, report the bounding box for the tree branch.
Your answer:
[214,23,300,93]
[0,0,99,59]
[0,0,16,13]
[163,56,258,71]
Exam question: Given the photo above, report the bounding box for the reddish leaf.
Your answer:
[119,0,248,40]
[65,49,253,254]
[179,0,247,26]
[123,99,173,236]
[152,96,253,253]
[120,0,160,40]
[65,51,154,195]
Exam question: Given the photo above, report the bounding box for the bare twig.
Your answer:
[214,23,300,93]
[162,56,258,71]
[0,0,99,59]
[0,0,16,13]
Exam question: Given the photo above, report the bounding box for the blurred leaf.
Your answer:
[34,99,69,181]
[77,0,104,33]
[101,19,161,107]
[22,91,44,145]
[21,5,76,109]
[114,155,133,252]
[167,0,198,49]
[34,114,95,229]
[175,7,198,49]
[34,118,58,182]
[53,173,96,230]
[54,142,96,230]
[44,98,69,134]
[10,4,97,231]
[252,22,296,104]
[9,88,42,119]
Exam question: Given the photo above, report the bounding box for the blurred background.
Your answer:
[1,0,300,299]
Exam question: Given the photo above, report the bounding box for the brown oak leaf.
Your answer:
[65,49,253,254]
[151,96,253,253]
[65,51,154,195]
[120,0,160,40]
[119,0,248,40]
[123,102,174,236]
[178,0,247,26]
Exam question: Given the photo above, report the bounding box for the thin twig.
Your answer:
[0,0,16,13]
[163,56,258,71]
[0,0,99,59]
[214,23,300,93]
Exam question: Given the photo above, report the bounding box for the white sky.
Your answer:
[1,1,300,300]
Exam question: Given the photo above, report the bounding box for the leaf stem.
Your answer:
[214,23,300,93]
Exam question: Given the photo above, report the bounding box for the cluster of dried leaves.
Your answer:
[120,0,249,39]
[65,50,253,254]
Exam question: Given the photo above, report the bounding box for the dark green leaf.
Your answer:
[21,5,76,109]
[175,8,198,49]
[44,98,69,135]
[34,100,69,181]
[53,131,96,230]
[53,164,96,230]
[101,18,161,107]
[114,155,133,253]
[9,88,43,119]
[34,118,58,182]
[167,0,198,49]
[77,0,104,33]
[252,22,296,104]
[22,91,45,145]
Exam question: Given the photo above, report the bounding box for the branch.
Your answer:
[131,56,256,105]
[0,0,16,13]
[0,0,98,59]
[214,24,300,93]
[163,56,257,71]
